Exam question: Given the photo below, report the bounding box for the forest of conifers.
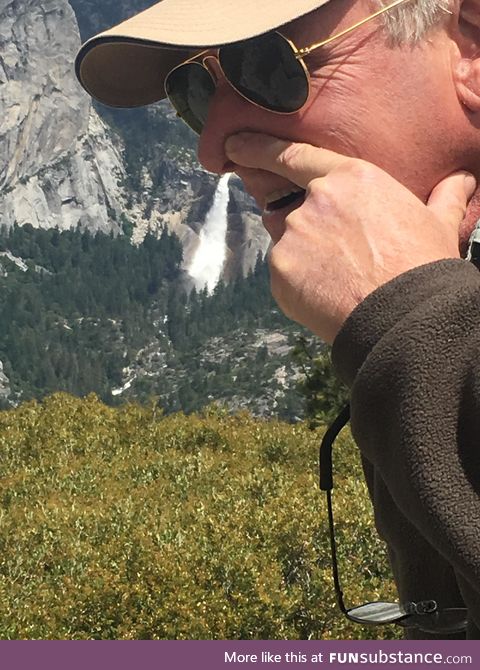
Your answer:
[0,223,318,417]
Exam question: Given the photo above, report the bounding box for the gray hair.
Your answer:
[375,0,455,44]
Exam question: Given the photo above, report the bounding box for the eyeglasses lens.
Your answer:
[220,33,309,114]
[165,62,215,134]
[166,33,310,133]
[347,602,467,634]
[347,602,408,625]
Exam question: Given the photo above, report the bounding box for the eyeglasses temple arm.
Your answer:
[296,0,414,58]
[319,403,351,615]
[319,403,350,491]
[327,489,348,615]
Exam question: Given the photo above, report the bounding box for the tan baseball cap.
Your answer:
[75,0,329,108]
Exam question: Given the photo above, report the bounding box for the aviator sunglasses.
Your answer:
[165,0,413,135]
[319,405,468,635]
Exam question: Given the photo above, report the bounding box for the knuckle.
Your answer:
[452,202,467,222]
[283,209,302,232]
[278,142,307,170]
[456,194,469,217]
[441,192,467,221]
[305,178,337,212]
[337,158,376,181]
[305,177,324,198]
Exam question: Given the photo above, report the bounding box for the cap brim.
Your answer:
[75,0,329,108]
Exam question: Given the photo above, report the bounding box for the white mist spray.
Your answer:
[188,173,231,293]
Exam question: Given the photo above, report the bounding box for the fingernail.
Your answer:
[225,134,246,156]
[465,173,477,198]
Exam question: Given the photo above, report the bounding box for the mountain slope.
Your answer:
[0,224,313,419]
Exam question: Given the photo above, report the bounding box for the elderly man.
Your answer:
[76,0,480,639]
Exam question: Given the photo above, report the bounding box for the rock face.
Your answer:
[69,0,154,42]
[0,0,125,233]
[0,0,269,283]
[0,0,83,188]
[0,361,10,402]
[226,176,271,281]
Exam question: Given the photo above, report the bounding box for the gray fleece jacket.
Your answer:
[331,258,480,640]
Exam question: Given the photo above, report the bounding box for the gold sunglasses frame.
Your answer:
[165,0,425,131]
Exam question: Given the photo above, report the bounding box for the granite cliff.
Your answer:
[0,0,306,418]
[0,0,269,282]
[0,0,125,233]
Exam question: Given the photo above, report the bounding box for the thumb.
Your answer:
[427,171,476,228]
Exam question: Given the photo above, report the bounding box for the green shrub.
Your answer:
[0,393,399,640]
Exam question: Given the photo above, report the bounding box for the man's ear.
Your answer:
[453,0,480,111]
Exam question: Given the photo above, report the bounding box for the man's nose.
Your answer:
[197,68,259,175]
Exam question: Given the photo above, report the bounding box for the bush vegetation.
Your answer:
[0,393,399,639]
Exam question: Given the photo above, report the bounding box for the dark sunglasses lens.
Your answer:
[220,33,309,113]
[165,63,215,134]
[347,602,408,625]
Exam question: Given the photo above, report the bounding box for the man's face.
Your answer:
[197,0,478,249]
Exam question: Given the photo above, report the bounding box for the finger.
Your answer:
[427,171,476,229]
[225,132,351,188]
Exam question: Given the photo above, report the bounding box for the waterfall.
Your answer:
[188,173,231,293]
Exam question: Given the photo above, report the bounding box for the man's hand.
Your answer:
[225,132,476,344]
